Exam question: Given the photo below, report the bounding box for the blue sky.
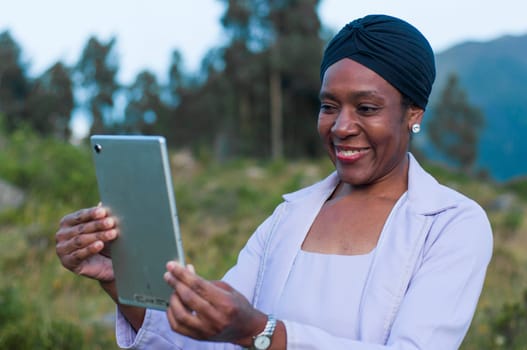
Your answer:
[2,0,527,85]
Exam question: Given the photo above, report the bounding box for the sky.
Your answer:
[2,0,527,86]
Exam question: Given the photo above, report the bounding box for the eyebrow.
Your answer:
[319,90,381,101]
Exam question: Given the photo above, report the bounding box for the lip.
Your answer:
[334,145,370,163]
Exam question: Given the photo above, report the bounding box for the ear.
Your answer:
[406,105,424,131]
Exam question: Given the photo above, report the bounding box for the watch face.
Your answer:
[254,335,271,349]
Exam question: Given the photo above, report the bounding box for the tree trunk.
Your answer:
[270,69,283,160]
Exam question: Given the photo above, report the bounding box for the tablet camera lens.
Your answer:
[94,144,103,153]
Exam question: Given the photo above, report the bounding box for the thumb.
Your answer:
[211,280,234,292]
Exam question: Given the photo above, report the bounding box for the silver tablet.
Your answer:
[90,135,185,310]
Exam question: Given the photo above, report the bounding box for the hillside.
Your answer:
[426,34,527,181]
[1,131,527,348]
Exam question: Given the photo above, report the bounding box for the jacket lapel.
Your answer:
[358,154,458,342]
[254,173,339,311]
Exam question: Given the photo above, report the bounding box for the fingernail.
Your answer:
[166,261,177,270]
[106,230,116,239]
[94,207,106,217]
[163,272,171,281]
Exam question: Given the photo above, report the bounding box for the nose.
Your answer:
[331,110,361,139]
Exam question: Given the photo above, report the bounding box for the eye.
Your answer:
[320,103,338,114]
[357,104,380,115]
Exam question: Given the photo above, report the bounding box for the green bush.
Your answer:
[505,177,527,202]
[0,127,98,207]
[0,286,85,349]
[487,290,527,349]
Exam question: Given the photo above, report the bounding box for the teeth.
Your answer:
[338,149,361,156]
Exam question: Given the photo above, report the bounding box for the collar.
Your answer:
[282,153,459,216]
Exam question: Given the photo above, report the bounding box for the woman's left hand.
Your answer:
[164,261,266,346]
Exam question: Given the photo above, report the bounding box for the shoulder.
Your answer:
[407,154,493,253]
[407,154,487,218]
[282,171,339,202]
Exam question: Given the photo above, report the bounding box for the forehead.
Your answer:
[320,58,401,100]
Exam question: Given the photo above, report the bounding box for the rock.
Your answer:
[0,178,25,212]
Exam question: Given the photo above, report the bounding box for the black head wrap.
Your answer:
[320,14,436,109]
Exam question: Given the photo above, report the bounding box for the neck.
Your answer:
[334,156,410,202]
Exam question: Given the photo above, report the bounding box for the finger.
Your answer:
[56,228,117,256]
[76,217,116,236]
[164,262,195,288]
[56,217,117,243]
[211,280,234,292]
[166,262,212,298]
[60,240,105,270]
[59,206,108,228]
[165,263,226,322]
[164,268,214,314]
[166,292,219,340]
[166,297,207,339]
[176,277,217,313]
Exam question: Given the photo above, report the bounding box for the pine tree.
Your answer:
[75,36,119,135]
[0,31,30,131]
[26,62,74,139]
[428,73,485,172]
[123,70,168,135]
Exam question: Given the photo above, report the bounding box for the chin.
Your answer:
[336,168,370,186]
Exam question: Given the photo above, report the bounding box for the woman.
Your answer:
[56,15,493,349]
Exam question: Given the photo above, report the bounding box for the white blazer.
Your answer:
[117,154,493,349]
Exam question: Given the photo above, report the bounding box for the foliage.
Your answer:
[488,290,527,349]
[267,0,323,158]
[164,0,326,160]
[0,32,75,139]
[1,1,324,159]
[75,36,119,135]
[26,62,74,139]
[122,70,170,135]
[0,285,115,349]
[463,289,527,350]
[505,176,527,202]
[0,286,83,349]
[0,30,30,130]
[428,73,485,172]
[0,127,98,208]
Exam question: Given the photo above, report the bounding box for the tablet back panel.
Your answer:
[90,135,185,310]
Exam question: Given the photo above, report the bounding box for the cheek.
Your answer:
[317,115,337,161]
[376,123,410,156]
[317,114,334,137]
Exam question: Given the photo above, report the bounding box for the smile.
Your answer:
[335,146,370,161]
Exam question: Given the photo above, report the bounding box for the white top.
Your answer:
[276,249,375,340]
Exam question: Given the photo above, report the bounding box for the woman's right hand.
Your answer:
[55,205,118,282]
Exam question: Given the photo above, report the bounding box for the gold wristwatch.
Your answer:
[251,314,277,350]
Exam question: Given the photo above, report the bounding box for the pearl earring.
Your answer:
[411,124,421,134]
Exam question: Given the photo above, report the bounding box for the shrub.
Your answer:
[487,289,527,349]
[0,127,98,207]
[0,286,85,349]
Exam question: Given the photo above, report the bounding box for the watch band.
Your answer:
[251,314,277,350]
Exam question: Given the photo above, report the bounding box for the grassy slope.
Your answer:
[1,135,525,348]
